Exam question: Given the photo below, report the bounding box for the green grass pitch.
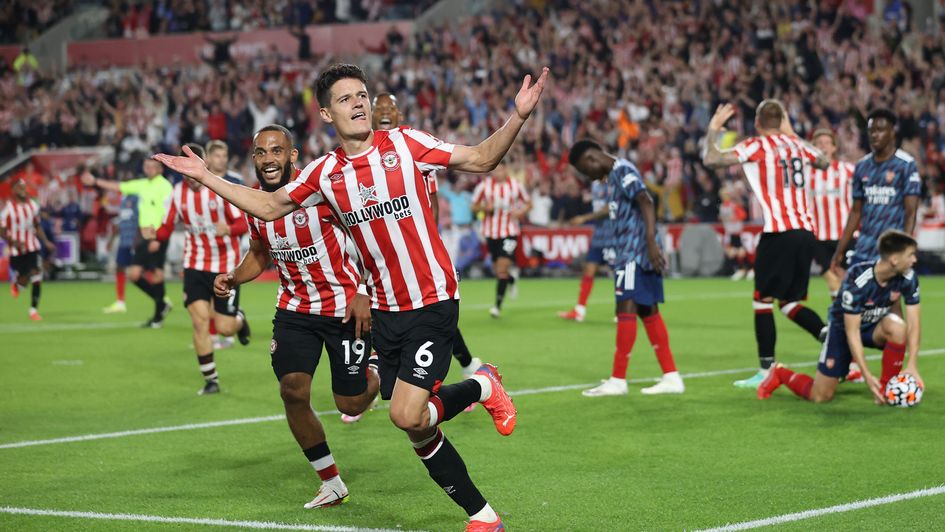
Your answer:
[1,276,943,531]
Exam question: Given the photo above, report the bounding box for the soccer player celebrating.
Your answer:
[472,165,531,318]
[808,128,854,300]
[703,101,830,388]
[758,230,922,404]
[831,109,921,271]
[568,140,683,396]
[102,192,138,314]
[372,92,483,383]
[157,63,548,532]
[82,160,174,327]
[559,178,615,322]
[214,125,380,508]
[153,144,251,396]
[1,178,56,320]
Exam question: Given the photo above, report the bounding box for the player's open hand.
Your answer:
[344,292,372,339]
[514,67,550,120]
[152,145,207,181]
[214,271,236,298]
[708,103,736,131]
[647,240,667,275]
[865,373,885,405]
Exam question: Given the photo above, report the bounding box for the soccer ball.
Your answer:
[884,374,923,408]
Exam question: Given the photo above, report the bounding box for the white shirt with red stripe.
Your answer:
[284,126,458,312]
[733,134,817,233]
[159,182,246,273]
[471,176,529,239]
[809,159,854,241]
[0,199,41,256]
[250,204,361,317]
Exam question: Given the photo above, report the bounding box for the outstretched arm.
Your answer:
[449,68,550,173]
[702,104,742,169]
[153,146,297,221]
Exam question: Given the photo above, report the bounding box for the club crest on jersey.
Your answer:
[885,171,895,183]
[293,210,309,227]
[380,151,401,172]
[329,172,344,182]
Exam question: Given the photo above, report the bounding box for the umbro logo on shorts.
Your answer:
[413,367,428,379]
[347,365,359,374]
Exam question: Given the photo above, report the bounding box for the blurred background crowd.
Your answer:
[2,0,945,268]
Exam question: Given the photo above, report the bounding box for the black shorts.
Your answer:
[10,252,40,277]
[270,308,371,396]
[183,269,240,316]
[487,237,518,261]
[754,229,815,301]
[132,239,168,270]
[813,240,838,272]
[728,234,743,248]
[372,299,459,400]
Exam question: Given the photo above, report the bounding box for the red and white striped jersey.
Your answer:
[249,204,361,317]
[809,159,854,241]
[733,134,817,233]
[471,176,530,239]
[159,182,247,273]
[0,199,41,256]
[285,126,458,312]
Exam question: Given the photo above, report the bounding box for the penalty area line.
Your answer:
[2,348,942,450]
[694,484,945,531]
[0,506,422,532]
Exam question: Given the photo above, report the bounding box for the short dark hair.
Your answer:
[878,229,917,258]
[253,124,295,149]
[316,64,368,107]
[568,139,603,167]
[183,143,204,158]
[756,99,784,130]
[867,108,897,127]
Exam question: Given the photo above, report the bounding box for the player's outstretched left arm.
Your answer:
[153,147,297,221]
[702,104,742,169]
[449,67,550,173]
[636,190,667,274]
[904,303,922,387]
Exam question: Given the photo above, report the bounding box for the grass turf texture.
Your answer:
[1,277,943,531]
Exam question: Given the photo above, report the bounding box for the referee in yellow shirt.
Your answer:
[83,160,174,327]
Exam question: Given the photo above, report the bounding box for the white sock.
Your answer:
[426,401,439,428]
[469,502,498,522]
[663,371,680,380]
[470,374,492,401]
[29,307,37,313]
[575,304,586,315]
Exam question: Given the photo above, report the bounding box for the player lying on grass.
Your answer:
[758,230,923,404]
[214,125,380,509]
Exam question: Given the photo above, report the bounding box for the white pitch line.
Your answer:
[0,506,418,532]
[695,485,945,531]
[3,348,944,450]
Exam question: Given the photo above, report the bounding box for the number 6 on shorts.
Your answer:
[415,341,434,368]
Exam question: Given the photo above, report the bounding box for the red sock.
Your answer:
[642,313,677,373]
[577,275,594,307]
[209,320,218,335]
[116,270,126,302]
[612,313,637,379]
[880,342,906,388]
[776,366,813,400]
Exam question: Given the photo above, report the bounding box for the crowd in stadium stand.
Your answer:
[3,0,945,262]
[103,0,435,37]
[0,0,75,44]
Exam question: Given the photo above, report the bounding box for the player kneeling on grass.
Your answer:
[758,230,923,404]
[569,140,684,396]
[214,125,380,509]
